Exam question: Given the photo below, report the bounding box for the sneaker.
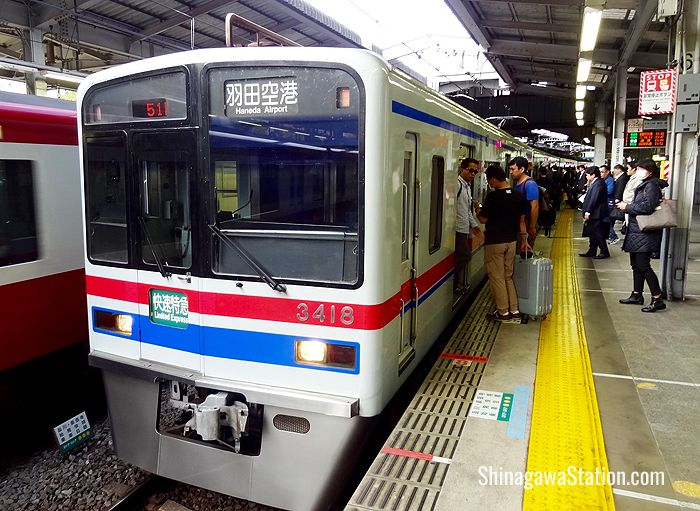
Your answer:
[488,310,511,321]
[509,310,521,320]
[609,238,619,245]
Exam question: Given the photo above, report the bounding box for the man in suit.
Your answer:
[579,166,610,259]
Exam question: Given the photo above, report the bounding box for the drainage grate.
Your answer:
[346,285,501,510]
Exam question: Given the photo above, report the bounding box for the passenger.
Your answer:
[600,165,616,244]
[454,157,482,294]
[536,167,557,236]
[477,164,530,321]
[615,159,668,312]
[621,160,643,235]
[609,164,629,243]
[579,166,610,259]
[508,156,539,246]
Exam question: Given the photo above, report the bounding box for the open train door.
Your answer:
[399,133,418,374]
[133,131,202,372]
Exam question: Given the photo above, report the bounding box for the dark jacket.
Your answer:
[614,172,630,201]
[582,178,609,220]
[621,178,668,253]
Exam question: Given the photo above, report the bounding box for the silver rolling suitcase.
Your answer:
[512,254,553,320]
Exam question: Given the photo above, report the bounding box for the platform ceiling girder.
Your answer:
[0,0,362,74]
[445,0,668,99]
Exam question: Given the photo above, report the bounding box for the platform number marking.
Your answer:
[469,390,514,422]
[53,412,94,453]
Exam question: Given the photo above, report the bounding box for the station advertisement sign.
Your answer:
[639,69,677,116]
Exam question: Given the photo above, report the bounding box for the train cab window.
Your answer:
[428,156,444,254]
[207,65,361,286]
[83,71,187,124]
[0,160,38,267]
[134,132,193,269]
[85,136,128,264]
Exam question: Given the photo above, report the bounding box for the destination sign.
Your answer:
[625,130,667,148]
[225,78,299,117]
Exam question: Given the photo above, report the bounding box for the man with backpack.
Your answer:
[509,156,539,246]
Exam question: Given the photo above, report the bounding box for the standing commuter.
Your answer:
[454,158,482,294]
[508,156,539,246]
[600,165,616,243]
[616,159,668,312]
[622,160,643,235]
[477,164,530,321]
[579,166,610,259]
[610,164,629,243]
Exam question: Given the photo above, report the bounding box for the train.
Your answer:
[0,91,85,371]
[76,47,577,511]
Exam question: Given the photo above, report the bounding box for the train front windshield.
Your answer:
[82,65,362,287]
[207,66,361,286]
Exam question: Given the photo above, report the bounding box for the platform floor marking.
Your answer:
[612,488,700,509]
[593,372,700,388]
[506,385,530,439]
[524,208,615,510]
[345,286,501,511]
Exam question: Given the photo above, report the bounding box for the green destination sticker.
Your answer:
[497,393,513,422]
[149,289,189,328]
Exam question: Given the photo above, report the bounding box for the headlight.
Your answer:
[295,340,356,370]
[296,340,327,363]
[94,309,133,336]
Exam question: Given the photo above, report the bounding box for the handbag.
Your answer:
[468,226,485,252]
[609,207,625,221]
[636,199,678,231]
[582,220,591,237]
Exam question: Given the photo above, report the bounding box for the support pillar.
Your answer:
[22,28,46,96]
[662,0,700,300]
[594,101,607,164]
[610,66,628,166]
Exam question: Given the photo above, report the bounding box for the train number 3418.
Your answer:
[296,303,354,325]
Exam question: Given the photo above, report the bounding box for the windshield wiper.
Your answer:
[208,224,286,293]
[139,216,171,278]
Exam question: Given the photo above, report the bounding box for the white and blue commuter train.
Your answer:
[78,47,530,511]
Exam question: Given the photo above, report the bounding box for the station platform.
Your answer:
[346,208,700,511]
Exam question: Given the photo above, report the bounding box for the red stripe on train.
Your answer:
[1,269,87,371]
[85,253,456,330]
[0,102,78,146]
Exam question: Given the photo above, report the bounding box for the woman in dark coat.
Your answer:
[615,159,668,312]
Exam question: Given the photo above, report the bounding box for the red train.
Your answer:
[0,91,86,371]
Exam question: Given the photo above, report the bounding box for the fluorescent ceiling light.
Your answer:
[576,85,587,99]
[586,85,597,91]
[575,100,585,111]
[43,71,84,84]
[583,137,591,144]
[580,7,603,52]
[575,111,584,120]
[577,119,585,126]
[577,58,592,82]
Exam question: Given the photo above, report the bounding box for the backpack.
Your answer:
[517,178,554,225]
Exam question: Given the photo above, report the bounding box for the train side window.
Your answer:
[428,156,444,254]
[0,160,39,267]
[215,161,239,222]
[85,136,128,264]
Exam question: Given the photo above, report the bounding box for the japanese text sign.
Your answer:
[639,69,677,116]
[149,289,189,328]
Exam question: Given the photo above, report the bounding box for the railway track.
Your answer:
[104,475,173,511]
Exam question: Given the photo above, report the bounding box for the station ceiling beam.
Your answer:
[138,0,236,39]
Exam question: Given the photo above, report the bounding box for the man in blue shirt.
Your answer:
[509,156,539,246]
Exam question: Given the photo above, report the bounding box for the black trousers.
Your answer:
[630,252,662,296]
[587,219,610,256]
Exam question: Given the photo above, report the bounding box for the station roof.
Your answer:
[0,0,362,74]
[445,0,670,98]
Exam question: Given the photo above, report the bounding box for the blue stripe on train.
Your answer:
[391,100,518,151]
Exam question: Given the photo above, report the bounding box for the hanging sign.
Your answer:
[639,69,677,116]
[627,118,644,133]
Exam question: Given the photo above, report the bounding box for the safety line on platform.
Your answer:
[523,208,615,510]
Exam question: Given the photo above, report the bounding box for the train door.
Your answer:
[133,131,202,372]
[399,133,418,373]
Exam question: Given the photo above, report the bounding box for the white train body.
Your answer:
[78,48,527,511]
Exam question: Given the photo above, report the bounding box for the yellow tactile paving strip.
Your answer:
[523,209,615,510]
